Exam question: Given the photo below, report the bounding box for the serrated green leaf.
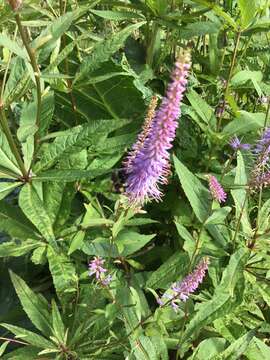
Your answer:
[9,271,52,335]
[51,299,65,343]
[238,0,257,29]
[0,129,22,176]
[47,246,77,305]
[0,323,53,349]
[90,9,145,20]
[211,330,255,360]
[74,22,145,83]
[173,155,211,223]
[0,182,21,201]
[146,252,189,290]
[245,337,270,360]
[18,184,57,248]
[0,239,40,257]
[222,112,266,137]
[34,118,130,172]
[0,34,28,60]
[34,168,110,182]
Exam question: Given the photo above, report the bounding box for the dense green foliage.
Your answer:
[0,0,270,359]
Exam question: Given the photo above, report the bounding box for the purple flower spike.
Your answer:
[124,52,191,205]
[229,136,250,151]
[157,257,209,310]
[208,175,227,203]
[254,128,270,166]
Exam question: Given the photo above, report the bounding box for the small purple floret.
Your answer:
[88,257,112,285]
[229,136,250,151]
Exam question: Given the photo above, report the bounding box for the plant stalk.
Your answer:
[15,14,42,148]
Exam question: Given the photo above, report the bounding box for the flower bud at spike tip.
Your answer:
[8,0,22,11]
[124,51,191,205]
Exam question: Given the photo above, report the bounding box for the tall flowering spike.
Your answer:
[254,128,270,166]
[124,95,158,170]
[157,257,209,311]
[124,52,191,205]
[88,257,112,286]
[251,170,270,189]
[208,175,227,203]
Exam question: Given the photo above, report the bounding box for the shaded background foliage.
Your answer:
[0,0,270,359]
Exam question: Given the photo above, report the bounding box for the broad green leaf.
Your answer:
[0,239,40,257]
[146,252,189,290]
[19,184,57,248]
[222,112,266,137]
[130,334,159,360]
[115,230,156,257]
[0,182,21,201]
[0,201,39,240]
[34,118,130,172]
[0,129,22,176]
[245,337,270,360]
[211,330,255,359]
[187,89,214,125]
[231,152,252,237]
[0,341,9,357]
[205,207,232,225]
[181,21,220,39]
[238,0,257,29]
[47,246,77,305]
[74,22,144,83]
[0,323,53,349]
[9,271,52,335]
[182,248,249,343]
[81,237,119,258]
[191,337,226,359]
[174,155,211,223]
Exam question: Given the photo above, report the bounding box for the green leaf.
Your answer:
[238,0,257,29]
[146,252,189,290]
[205,207,232,225]
[51,299,65,343]
[191,337,226,359]
[34,118,130,172]
[0,201,39,240]
[32,11,75,62]
[0,129,22,176]
[182,248,249,343]
[2,346,40,360]
[0,239,40,257]
[0,323,53,349]
[47,246,77,305]
[211,330,255,359]
[173,155,211,223]
[187,89,214,125]
[115,230,156,257]
[258,198,270,233]
[34,168,110,182]
[0,182,21,201]
[0,341,9,357]
[9,271,52,335]
[181,21,220,39]
[231,152,252,237]
[90,9,145,20]
[74,22,145,83]
[245,337,270,360]
[222,112,266,137]
[0,34,28,60]
[19,184,57,248]
[3,58,31,108]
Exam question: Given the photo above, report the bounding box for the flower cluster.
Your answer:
[157,257,209,312]
[254,127,270,166]
[124,51,191,205]
[229,136,250,151]
[208,175,227,203]
[88,257,112,286]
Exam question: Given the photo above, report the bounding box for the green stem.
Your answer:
[217,30,241,131]
[263,99,270,129]
[146,22,159,67]
[232,192,248,250]
[15,14,42,149]
[0,107,28,179]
